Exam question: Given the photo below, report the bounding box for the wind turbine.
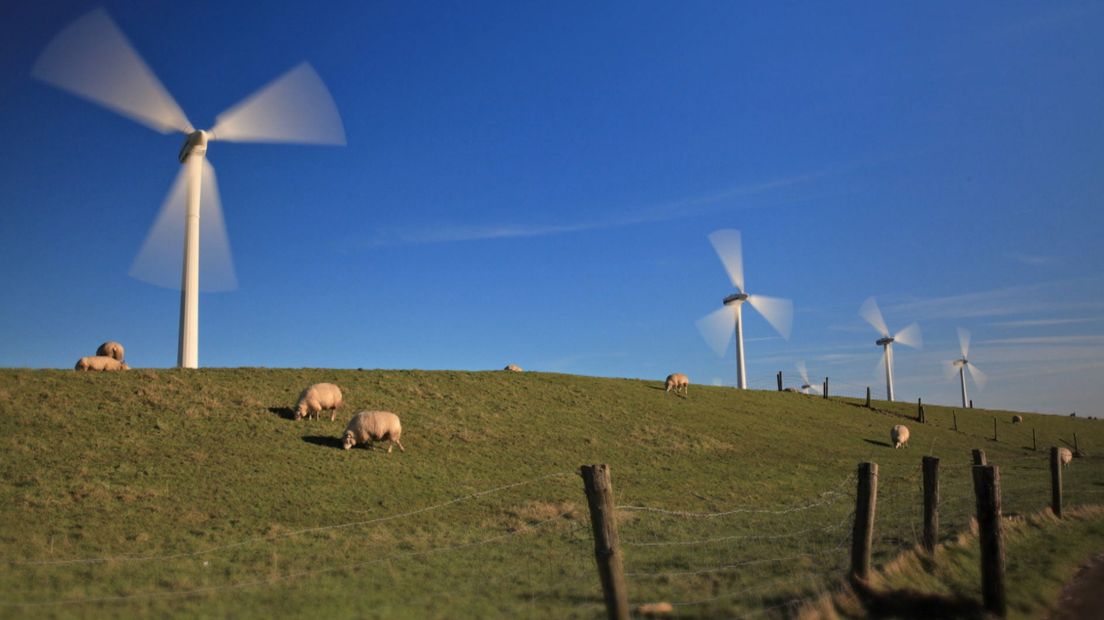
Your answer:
[32,8,346,368]
[696,230,793,389]
[859,297,922,402]
[948,327,987,408]
[797,361,821,395]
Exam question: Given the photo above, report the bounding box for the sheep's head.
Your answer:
[294,405,306,421]
[121,363,130,370]
[342,431,356,450]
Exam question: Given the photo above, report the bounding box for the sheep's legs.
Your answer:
[391,438,406,453]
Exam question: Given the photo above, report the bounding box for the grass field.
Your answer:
[1,368,1102,618]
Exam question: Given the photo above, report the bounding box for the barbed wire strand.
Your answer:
[617,473,854,518]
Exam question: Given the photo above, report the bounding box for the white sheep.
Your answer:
[504,364,523,372]
[343,410,405,453]
[1012,415,1023,424]
[95,341,125,362]
[1058,447,1073,468]
[665,373,689,396]
[75,356,129,371]
[891,424,910,449]
[294,383,344,421]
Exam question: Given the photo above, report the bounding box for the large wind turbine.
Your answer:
[696,230,793,389]
[859,297,922,402]
[32,8,346,368]
[948,327,987,408]
[797,361,821,395]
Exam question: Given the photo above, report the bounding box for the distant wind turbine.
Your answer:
[797,361,821,395]
[947,327,987,408]
[696,230,793,389]
[859,297,922,402]
[32,8,346,368]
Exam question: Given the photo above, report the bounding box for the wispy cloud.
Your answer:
[1008,253,1061,267]
[357,169,828,248]
[979,335,1104,347]
[882,279,1104,321]
[992,317,1104,329]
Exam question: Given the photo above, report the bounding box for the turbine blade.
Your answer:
[874,351,887,379]
[796,360,810,386]
[707,229,744,292]
[696,305,737,357]
[32,8,192,134]
[967,363,988,391]
[808,384,822,394]
[128,161,237,292]
[210,63,346,145]
[944,360,961,381]
[957,327,971,359]
[747,294,793,339]
[894,322,923,349]
[859,297,890,337]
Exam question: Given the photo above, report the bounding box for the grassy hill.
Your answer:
[1,368,1102,618]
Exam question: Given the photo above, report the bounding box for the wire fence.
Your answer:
[3,448,1102,618]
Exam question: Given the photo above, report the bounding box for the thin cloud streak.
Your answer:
[992,317,1104,329]
[359,169,828,247]
[883,279,1104,321]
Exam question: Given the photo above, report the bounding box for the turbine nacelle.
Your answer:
[876,336,895,347]
[178,130,209,163]
[723,292,749,305]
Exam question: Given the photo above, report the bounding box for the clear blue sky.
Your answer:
[2,2,1102,415]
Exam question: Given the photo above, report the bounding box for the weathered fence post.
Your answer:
[972,449,987,466]
[1050,448,1063,519]
[823,378,829,399]
[850,462,878,583]
[970,399,974,409]
[1074,433,1081,457]
[973,464,1006,617]
[777,371,783,392]
[953,410,958,432]
[865,386,871,408]
[993,418,998,442]
[922,456,939,552]
[1032,428,1037,451]
[580,464,630,620]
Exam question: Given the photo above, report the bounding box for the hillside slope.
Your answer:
[1,369,1102,618]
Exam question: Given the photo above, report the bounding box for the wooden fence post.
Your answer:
[922,456,939,552]
[850,462,878,583]
[973,465,1006,617]
[1050,448,1063,519]
[823,378,829,399]
[953,410,958,432]
[1033,428,1037,451]
[777,371,783,392]
[993,418,998,442]
[865,386,871,408]
[1074,433,1081,457]
[580,464,630,620]
[972,449,986,466]
[970,399,974,409]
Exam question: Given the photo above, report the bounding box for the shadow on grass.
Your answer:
[302,435,343,450]
[850,578,984,619]
[863,438,893,448]
[269,406,296,420]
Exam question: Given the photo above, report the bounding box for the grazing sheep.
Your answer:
[294,383,344,421]
[504,364,523,372]
[665,373,689,396]
[637,602,674,616]
[1058,447,1073,468]
[1012,415,1023,424]
[783,387,801,393]
[891,424,910,449]
[74,356,129,371]
[343,410,405,453]
[95,341,125,362]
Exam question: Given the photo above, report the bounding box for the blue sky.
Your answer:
[1,2,1102,415]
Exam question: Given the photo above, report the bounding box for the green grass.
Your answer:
[0,368,1102,618]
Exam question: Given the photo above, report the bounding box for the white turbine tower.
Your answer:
[948,327,987,408]
[32,8,346,368]
[797,361,821,395]
[859,297,922,402]
[696,230,793,389]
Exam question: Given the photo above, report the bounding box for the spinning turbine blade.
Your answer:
[696,305,737,357]
[944,360,961,381]
[129,160,237,292]
[957,327,971,359]
[707,229,745,291]
[967,363,988,391]
[797,360,810,386]
[210,63,346,145]
[859,297,890,337]
[32,8,192,134]
[747,294,793,339]
[894,322,923,349]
